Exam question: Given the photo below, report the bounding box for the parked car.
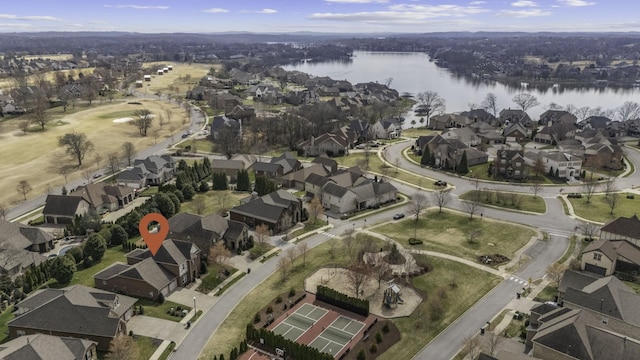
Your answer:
[393,213,405,220]
[627,194,635,199]
[181,133,189,138]
[435,180,447,186]
[355,143,366,149]
[567,193,583,198]
[93,173,102,179]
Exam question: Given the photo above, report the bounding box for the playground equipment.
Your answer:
[383,283,402,308]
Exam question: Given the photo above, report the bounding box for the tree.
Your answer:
[154,192,176,218]
[192,196,206,215]
[16,180,32,200]
[616,101,640,121]
[481,92,498,116]
[582,178,598,204]
[109,224,128,246]
[370,252,390,289]
[59,132,94,166]
[84,233,107,262]
[546,262,567,287]
[50,255,76,284]
[512,93,539,112]
[409,192,429,240]
[532,156,545,178]
[278,256,290,281]
[286,247,298,268]
[255,224,269,246]
[530,180,543,199]
[107,152,121,174]
[463,191,482,220]
[133,109,153,136]
[236,169,251,192]
[297,242,309,267]
[19,120,30,134]
[606,191,620,215]
[94,153,103,172]
[309,196,324,221]
[415,91,446,126]
[208,241,232,267]
[30,94,51,130]
[346,260,370,298]
[431,189,451,213]
[420,146,430,166]
[106,335,139,360]
[181,183,195,200]
[457,151,468,174]
[0,203,5,220]
[578,222,599,241]
[122,142,135,167]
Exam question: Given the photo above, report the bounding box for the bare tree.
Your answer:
[582,178,598,204]
[546,262,568,287]
[106,335,139,360]
[370,252,391,289]
[16,180,32,200]
[512,93,540,112]
[255,224,270,246]
[532,156,545,178]
[327,237,338,258]
[164,107,173,124]
[575,106,591,123]
[346,260,370,298]
[481,92,498,116]
[309,196,324,221]
[107,152,121,174]
[83,167,93,183]
[530,181,543,199]
[431,189,451,213]
[30,94,51,130]
[463,191,482,220]
[278,256,290,281]
[578,221,599,240]
[467,229,482,244]
[616,101,640,122]
[297,242,309,267]
[192,197,206,215]
[94,153,103,172]
[286,247,298,268]
[402,253,417,282]
[132,109,153,136]
[463,333,481,360]
[217,191,231,215]
[603,179,617,199]
[0,203,6,220]
[415,91,446,126]
[19,120,30,134]
[606,192,620,215]
[488,331,501,356]
[58,132,93,166]
[122,142,135,167]
[208,241,231,267]
[342,229,358,261]
[410,191,430,240]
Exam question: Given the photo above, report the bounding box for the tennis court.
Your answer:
[272,303,328,341]
[309,315,365,357]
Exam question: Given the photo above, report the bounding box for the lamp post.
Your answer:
[364,219,367,228]
[352,223,355,232]
[193,296,196,316]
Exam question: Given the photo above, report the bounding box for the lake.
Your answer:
[284,51,640,125]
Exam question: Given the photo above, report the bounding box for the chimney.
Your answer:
[600,298,604,310]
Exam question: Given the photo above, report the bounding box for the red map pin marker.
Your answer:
[138,213,169,256]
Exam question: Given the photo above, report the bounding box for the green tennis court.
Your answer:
[309,316,365,356]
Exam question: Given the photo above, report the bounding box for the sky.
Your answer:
[0,1,637,34]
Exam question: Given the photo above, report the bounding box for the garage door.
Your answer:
[168,279,178,293]
[585,263,607,276]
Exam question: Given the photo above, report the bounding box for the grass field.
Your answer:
[401,128,436,138]
[138,299,191,322]
[566,193,639,223]
[459,190,547,214]
[141,62,216,95]
[180,190,246,215]
[50,247,126,288]
[134,336,161,360]
[373,209,536,262]
[0,306,15,344]
[0,99,188,206]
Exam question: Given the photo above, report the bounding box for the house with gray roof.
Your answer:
[229,189,302,234]
[69,183,135,214]
[167,212,248,252]
[94,257,177,301]
[8,285,136,351]
[43,194,91,225]
[211,159,245,182]
[116,163,149,189]
[600,215,640,245]
[125,239,201,287]
[0,333,97,360]
[130,154,175,186]
[581,238,640,276]
[251,161,283,179]
[281,163,329,190]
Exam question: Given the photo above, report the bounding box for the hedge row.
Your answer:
[246,324,333,360]
[317,285,369,317]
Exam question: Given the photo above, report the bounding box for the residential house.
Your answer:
[130,154,176,186]
[626,118,640,136]
[441,127,480,147]
[167,212,249,252]
[321,183,358,214]
[281,163,329,190]
[116,164,149,189]
[422,135,488,169]
[226,104,256,123]
[209,115,240,141]
[0,220,50,276]
[43,195,91,224]
[59,83,83,98]
[369,119,401,139]
[8,285,136,351]
[94,257,177,300]
[581,115,611,131]
[428,113,472,130]
[0,333,97,360]
[534,122,577,144]
[211,159,245,183]
[69,183,135,214]
[469,121,504,145]
[311,156,339,175]
[502,122,528,142]
[539,110,577,127]
[541,152,582,180]
[580,238,640,276]
[229,189,302,234]
[581,131,624,170]
[125,239,201,286]
[460,108,498,127]
[299,130,351,157]
[347,119,371,142]
[493,150,527,180]
[599,215,640,246]
[251,162,283,179]
[270,153,302,176]
[230,154,258,170]
[499,109,534,128]
[320,179,397,215]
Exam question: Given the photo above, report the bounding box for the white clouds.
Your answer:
[0,14,63,21]
[310,4,489,25]
[496,8,551,17]
[558,0,596,6]
[511,1,538,7]
[202,8,229,14]
[103,5,169,10]
[241,9,278,14]
[469,1,486,4]
[325,0,389,3]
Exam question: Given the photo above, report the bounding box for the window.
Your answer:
[16,330,25,336]
[593,253,602,261]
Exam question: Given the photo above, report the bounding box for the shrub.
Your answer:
[370,343,378,353]
[357,350,366,360]
[408,238,423,245]
[266,306,273,314]
[275,295,282,304]
[254,312,261,324]
[66,246,84,263]
[157,292,165,304]
[289,288,296,297]
[382,322,390,334]
[375,332,382,344]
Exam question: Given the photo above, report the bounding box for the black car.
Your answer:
[567,193,583,198]
[393,213,405,220]
[181,133,189,138]
[435,180,447,186]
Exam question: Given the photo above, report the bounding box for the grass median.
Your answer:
[459,190,546,214]
[566,193,638,223]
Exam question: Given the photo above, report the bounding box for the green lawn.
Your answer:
[557,236,577,264]
[0,306,15,344]
[373,209,536,262]
[459,190,547,214]
[51,247,126,288]
[378,257,501,360]
[401,128,436,138]
[567,193,639,223]
[138,187,158,196]
[287,219,326,240]
[181,190,246,216]
[134,336,161,360]
[96,110,137,120]
[138,299,191,322]
[177,138,214,153]
[623,281,640,295]
[201,234,387,359]
[197,266,238,294]
[534,285,558,302]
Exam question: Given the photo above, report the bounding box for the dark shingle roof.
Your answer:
[0,333,96,360]
[601,215,640,240]
[42,195,85,217]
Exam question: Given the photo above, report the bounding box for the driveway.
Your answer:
[102,196,149,223]
[167,287,216,312]
[128,315,188,343]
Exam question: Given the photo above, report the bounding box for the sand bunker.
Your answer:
[113,117,133,123]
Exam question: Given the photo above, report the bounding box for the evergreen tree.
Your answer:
[420,147,430,165]
[50,255,76,284]
[84,233,107,262]
[548,166,554,177]
[199,180,210,192]
[236,169,250,191]
[182,184,195,200]
[154,192,176,218]
[429,153,436,166]
[457,150,468,174]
